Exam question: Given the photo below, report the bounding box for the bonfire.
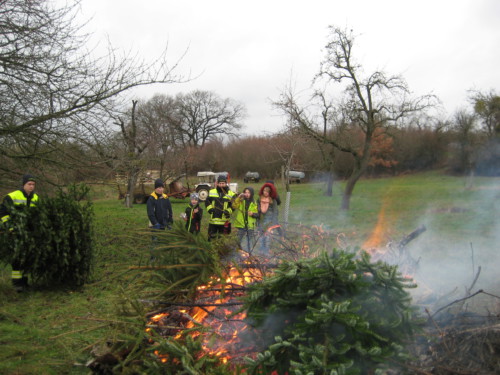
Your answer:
[86,222,500,375]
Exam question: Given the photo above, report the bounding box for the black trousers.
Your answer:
[208,223,230,241]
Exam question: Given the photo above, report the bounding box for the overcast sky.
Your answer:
[78,0,500,135]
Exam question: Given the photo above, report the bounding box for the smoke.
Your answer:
[281,176,500,312]
[403,182,500,310]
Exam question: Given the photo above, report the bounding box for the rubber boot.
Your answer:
[11,275,29,293]
[12,278,25,293]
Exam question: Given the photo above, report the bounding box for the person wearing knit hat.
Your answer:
[147,178,173,230]
[205,173,236,241]
[0,174,39,292]
[154,178,165,189]
[216,174,227,183]
[22,174,36,186]
[183,192,203,234]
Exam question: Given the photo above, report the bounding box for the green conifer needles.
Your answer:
[0,185,94,287]
[243,250,419,374]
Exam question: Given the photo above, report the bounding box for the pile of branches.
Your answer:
[338,225,500,374]
[85,222,500,374]
[406,262,500,375]
[405,289,500,374]
[413,318,500,374]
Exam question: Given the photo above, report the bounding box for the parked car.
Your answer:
[287,170,305,183]
[243,171,260,183]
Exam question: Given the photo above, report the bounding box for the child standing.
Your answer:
[256,182,279,254]
[184,193,203,234]
[232,187,259,253]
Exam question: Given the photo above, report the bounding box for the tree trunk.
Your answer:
[341,157,368,210]
[341,128,374,209]
[125,168,140,208]
[324,148,336,196]
[341,177,355,210]
[325,172,334,197]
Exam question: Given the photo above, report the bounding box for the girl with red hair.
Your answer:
[256,182,279,253]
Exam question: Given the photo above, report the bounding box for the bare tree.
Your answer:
[451,109,479,182]
[116,101,152,207]
[468,90,500,176]
[0,0,185,185]
[174,90,245,147]
[310,90,337,196]
[279,132,306,193]
[274,27,435,210]
[137,94,184,179]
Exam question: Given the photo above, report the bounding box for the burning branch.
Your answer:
[139,299,244,308]
[397,224,426,252]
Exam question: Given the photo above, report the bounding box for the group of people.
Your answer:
[147,175,281,254]
[0,172,280,292]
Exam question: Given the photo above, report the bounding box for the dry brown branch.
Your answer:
[481,291,500,299]
[49,324,108,339]
[129,264,206,270]
[390,360,433,375]
[398,224,427,251]
[145,324,188,330]
[457,323,500,335]
[431,289,484,318]
[466,266,481,295]
[196,286,246,292]
[138,299,243,308]
[73,316,140,325]
[436,364,495,375]
[425,308,450,352]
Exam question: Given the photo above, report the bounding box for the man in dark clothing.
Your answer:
[0,174,39,292]
[147,178,173,230]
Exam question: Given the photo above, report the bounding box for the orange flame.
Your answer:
[148,256,267,365]
[363,205,387,251]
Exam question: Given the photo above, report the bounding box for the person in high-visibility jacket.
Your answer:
[205,174,236,241]
[232,187,259,253]
[0,174,39,292]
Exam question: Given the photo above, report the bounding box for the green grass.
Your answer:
[1,171,499,374]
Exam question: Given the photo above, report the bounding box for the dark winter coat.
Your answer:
[185,203,203,233]
[147,191,173,228]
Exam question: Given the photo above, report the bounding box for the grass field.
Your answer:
[1,171,499,374]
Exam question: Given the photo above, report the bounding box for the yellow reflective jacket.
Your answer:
[232,196,258,230]
[1,190,39,222]
[205,187,236,225]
